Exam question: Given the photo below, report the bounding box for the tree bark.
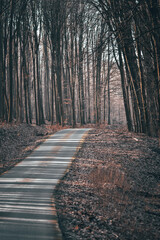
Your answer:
[0,0,4,120]
[9,0,14,122]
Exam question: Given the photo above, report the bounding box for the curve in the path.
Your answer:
[0,128,90,240]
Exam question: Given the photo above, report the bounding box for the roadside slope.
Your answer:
[0,123,54,175]
[55,125,160,240]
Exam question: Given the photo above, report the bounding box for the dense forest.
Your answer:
[0,0,159,137]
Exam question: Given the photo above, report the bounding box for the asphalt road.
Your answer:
[0,128,90,240]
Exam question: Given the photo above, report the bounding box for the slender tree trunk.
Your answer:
[19,40,24,122]
[44,34,51,121]
[51,50,56,125]
[15,31,19,122]
[96,48,102,125]
[71,27,76,127]
[92,38,96,123]
[123,47,141,132]
[78,7,85,125]
[56,41,63,125]
[87,27,91,123]
[9,0,14,122]
[23,63,29,124]
[27,64,32,124]
[31,44,38,125]
[0,0,4,120]
[118,45,133,131]
[107,39,111,125]
[3,20,8,120]
[103,55,106,123]
[36,45,45,125]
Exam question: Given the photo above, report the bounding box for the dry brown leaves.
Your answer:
[55,125,160,240]
[0,123,54,174]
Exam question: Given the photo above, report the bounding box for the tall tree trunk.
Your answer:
[36,48,45,125]
[118,45,133,131]
[71,26,76,127]
[55,1,64,126]
[0,0,4,120]
[92,37,96,123]
[96,47,102,125]
[27,60,32,124]
[87,26,91,123]
[23,62,29,124]
[31,43,38,125]
[145,0,160,141]
[51,50,57,125]
[44,34,51,121]
[123,46,142,132]
[78,6,85,125]
[9,0,14,122]
[96,22,104,125]
[19,39,24,122]
[56,38,63,126]
[15,30,19,122]
[107,39,111,125]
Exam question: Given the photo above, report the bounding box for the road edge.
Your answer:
[51,129,91,240]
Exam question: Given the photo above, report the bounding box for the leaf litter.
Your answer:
[0,123,54,174]
[54,125,160,240]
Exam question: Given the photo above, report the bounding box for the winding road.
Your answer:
[0,128,90,240]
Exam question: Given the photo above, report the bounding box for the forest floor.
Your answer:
[54,125,160,240]
[0,123,160,239]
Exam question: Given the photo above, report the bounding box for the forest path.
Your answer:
[0,128,90,240]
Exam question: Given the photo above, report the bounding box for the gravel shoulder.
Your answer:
[54,125,160,240]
